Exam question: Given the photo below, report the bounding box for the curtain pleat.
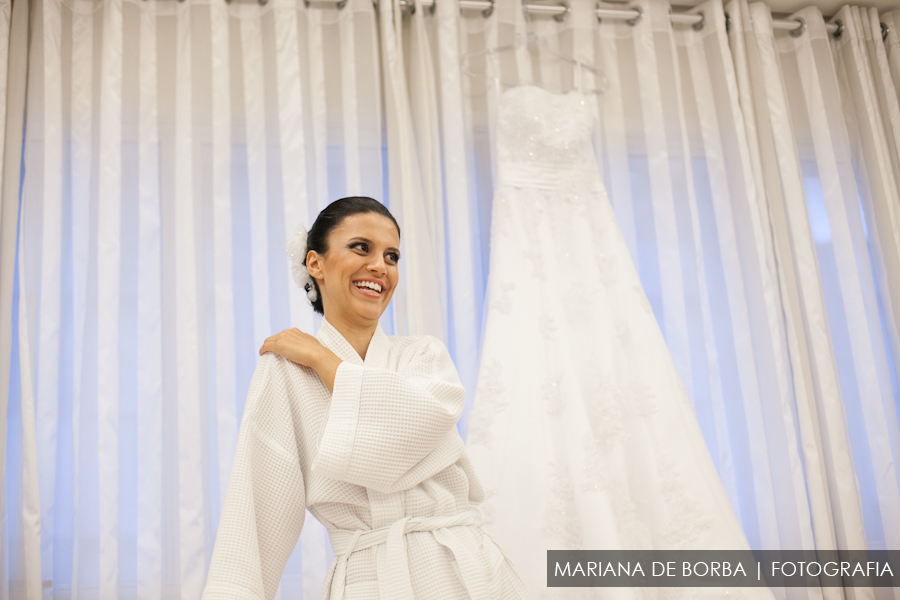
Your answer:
[97,1,124,595]
[0,0,16,595]
[306,8,329,212]
[136,3,163,599]
[240,6,273,349]
[631,0,697,397]
[67,3,93,597]
[433,0,484,419]
[36,0,63,590]
[679,0,776,543]
[728,0,860,564]
[831,5,900,553]
[172,6,207,600]
[378,0,445,337]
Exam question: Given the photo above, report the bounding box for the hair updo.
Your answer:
[302,196,401,316]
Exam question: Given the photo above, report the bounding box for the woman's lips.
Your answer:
[353,283,383,298]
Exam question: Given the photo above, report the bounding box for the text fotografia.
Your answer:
[547,550,900,587]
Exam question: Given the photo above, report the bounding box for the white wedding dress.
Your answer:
[466,85,773,600]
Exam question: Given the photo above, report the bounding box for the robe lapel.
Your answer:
[316,317,389,369]
[363,324,389,370]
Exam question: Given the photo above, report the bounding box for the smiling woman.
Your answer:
[201,197,527,600]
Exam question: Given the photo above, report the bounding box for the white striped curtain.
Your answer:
[8,0,383,598]
[728,0,900,562]
[4,0,900,599]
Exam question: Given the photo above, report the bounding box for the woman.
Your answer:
[201,197,528,600]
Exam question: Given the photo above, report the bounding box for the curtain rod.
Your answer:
[297,0,887,40]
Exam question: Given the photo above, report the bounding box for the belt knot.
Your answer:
[321,510,484,600]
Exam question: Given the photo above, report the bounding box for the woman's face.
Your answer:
[306,212,401,326]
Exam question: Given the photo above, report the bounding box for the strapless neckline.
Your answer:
[495,84,599,190]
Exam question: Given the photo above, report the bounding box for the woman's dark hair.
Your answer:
[303,196,401,315]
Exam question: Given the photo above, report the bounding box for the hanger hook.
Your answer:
[522,0,535,33]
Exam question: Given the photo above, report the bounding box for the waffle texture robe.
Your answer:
[201,317,528,600]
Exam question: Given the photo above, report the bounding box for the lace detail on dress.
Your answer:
[564,282,596,324]
[544,454,583,550]
[597,249,616,286]
[658,455,715,547]
[539,317,559,342]
[492,195,514,240]
[587,372,628,449]
[613,490,653,550]
[542,378,564,415]
[467,359,507,447]
[492,281,515,315]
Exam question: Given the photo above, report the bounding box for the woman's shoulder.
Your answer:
[250,352,316,391]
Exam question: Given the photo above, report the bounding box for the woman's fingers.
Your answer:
[259,333,284,355]
[257,328,318,365]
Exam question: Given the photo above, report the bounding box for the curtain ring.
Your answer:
[789,17,806,37]
[831,19,843,39]
[625,5,642,26]
[882,22,890,42]
[692,10,705,31]
[336,0,348,8]
[595,0,602,24]
[480,0,494,17]
[724,11,731,32]
[553,1,569,23]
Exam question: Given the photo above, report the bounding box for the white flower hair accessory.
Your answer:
[285,224,318,303]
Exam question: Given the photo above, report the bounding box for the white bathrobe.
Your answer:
[200,318,528,600]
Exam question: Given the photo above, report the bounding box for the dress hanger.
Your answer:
[460,1,609,96]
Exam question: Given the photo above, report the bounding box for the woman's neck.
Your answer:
[325,313,377,361]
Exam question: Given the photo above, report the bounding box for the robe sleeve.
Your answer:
[202,354,306,600]
[311,335,466,493]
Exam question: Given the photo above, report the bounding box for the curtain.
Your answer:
[9,0,384,598]
[3,0,899,599]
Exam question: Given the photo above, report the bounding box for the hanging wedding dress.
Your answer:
[466,85,773,600]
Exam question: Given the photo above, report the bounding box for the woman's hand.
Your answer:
[259,328,342,392]
[259,328,322,366]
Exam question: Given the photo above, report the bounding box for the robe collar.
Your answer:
[316,316,389,369]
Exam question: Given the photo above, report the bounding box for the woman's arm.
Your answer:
[259,328,342,392]
[202,355,306,600]
[311,336,466,494]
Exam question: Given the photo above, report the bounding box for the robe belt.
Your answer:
[322,510,513,600]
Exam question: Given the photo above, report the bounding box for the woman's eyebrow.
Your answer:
[349,236,400,255]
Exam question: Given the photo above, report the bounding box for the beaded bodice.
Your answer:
[496,86,597,187]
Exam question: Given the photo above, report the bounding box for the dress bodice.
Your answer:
[496,85,597,187]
